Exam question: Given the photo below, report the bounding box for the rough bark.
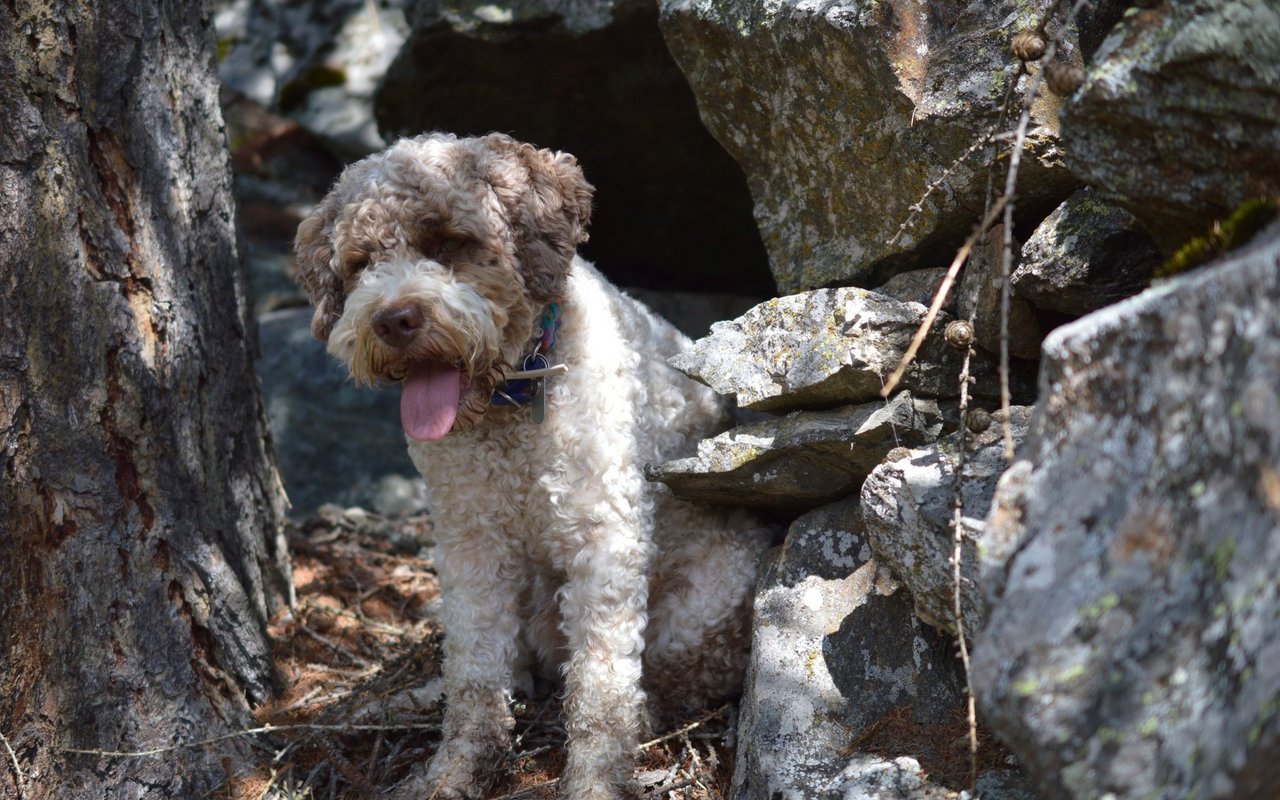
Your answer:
[0,2,292,798]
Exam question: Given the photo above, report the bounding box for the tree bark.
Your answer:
[0,1,292,797]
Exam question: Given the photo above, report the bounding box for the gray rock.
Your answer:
[1061,0,1280,250]
[658,0,1083,293]
[670,288,1033,413]
[973,222,1280,799]
[215,0,412,157]
[956,225,1043,361]
[648,392,946,512]
[861,406,1032,636]
[1013,189,1161,316]
[874,267,951,311]
[832,758,1038,800]
[829,756,950,800]
[372,0,774,296]
[732,499,967,800]
[257,308,421,515]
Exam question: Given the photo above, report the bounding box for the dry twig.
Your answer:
[1,727,27,800]
[950,330,981,787]
[56,720,442,759]
[880,194,1009,398]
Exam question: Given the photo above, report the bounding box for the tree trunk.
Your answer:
[0,1,292,797]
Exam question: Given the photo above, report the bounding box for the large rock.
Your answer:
[733,499,968,800]
[1062,0,1280,250]
[1013,189,1161,317]
[215,0,412,157]
[373,0,774,295]
[670,288,1034,413]
[873,267,951,311]
[647,392,947,512]
[973,223,1280,799]
[861,406,1031,636]
[658,0,1087,292]
[257,308,421,515]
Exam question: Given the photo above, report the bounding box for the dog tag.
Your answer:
[531,377,547,424]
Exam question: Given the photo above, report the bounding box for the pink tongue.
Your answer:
[401,362,462,441]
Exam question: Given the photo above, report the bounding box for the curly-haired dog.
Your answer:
[293,132,771,799]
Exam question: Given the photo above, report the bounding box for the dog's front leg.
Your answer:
[556,539,651,800]
[417,536,525,799]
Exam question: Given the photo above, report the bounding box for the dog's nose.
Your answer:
[372,305,424,348]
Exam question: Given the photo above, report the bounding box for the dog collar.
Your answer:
[491,304,565,416]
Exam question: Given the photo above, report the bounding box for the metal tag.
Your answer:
[531,377,546,424]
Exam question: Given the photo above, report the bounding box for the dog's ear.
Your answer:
[486,135,595,302]
[293,194,346,342]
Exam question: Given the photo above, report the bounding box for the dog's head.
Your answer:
[293,132,594,440]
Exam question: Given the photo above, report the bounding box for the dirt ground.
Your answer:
[225,506,738,800]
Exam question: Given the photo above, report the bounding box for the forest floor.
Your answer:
[226,506,737,800]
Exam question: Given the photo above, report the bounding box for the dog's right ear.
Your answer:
[293,195,346,342]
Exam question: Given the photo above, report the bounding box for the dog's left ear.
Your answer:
[486,135,595,302]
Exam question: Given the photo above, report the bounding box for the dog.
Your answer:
[293,132,771,799]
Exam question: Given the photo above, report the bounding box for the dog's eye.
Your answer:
[424,236,469,259]
[339,252,369,276]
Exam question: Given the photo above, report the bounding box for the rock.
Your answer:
[972,222,1280,799]
[257,308,421,515]
[1061,0,1280,250]
[956,225,1043,361]
[215,0,412,157]
[829,756,951,800]
[1013,189,1162,316]
[873,267,950,311]
[658,0,1085,293]
[373,0,774,296]
[861,406,1032,636]
[647,392,947,512]
[670,288,1034,413]
[732,499,968,800]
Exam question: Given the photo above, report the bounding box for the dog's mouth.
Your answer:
[400,360,464,442]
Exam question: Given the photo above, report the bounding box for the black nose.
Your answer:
[372,305,424,348]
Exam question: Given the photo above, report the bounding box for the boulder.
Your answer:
[973,223,1280,799]
[647,392,947,512]
[830,759,1038,800]
[658,0,1087,292]
[373,0,774,295]
[670,288,1034,413]
[861,406,1031,636]
[732,499,968,800]
[1061,0,1280,250]
[1012,189,1161,316]
[873,267,950,311]
[257,308,422,515]
[215,0,412,157]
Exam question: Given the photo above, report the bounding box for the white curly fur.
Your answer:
[295,133,771,800]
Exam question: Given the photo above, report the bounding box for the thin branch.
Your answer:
[56,721,442,759]
[950,333,980,788]
[880,194,1009,398]
[996,0,1091,459]
[639,706,727,751]
[1,727,27,800]
[886,127,998,248]
[492,778,559,799]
